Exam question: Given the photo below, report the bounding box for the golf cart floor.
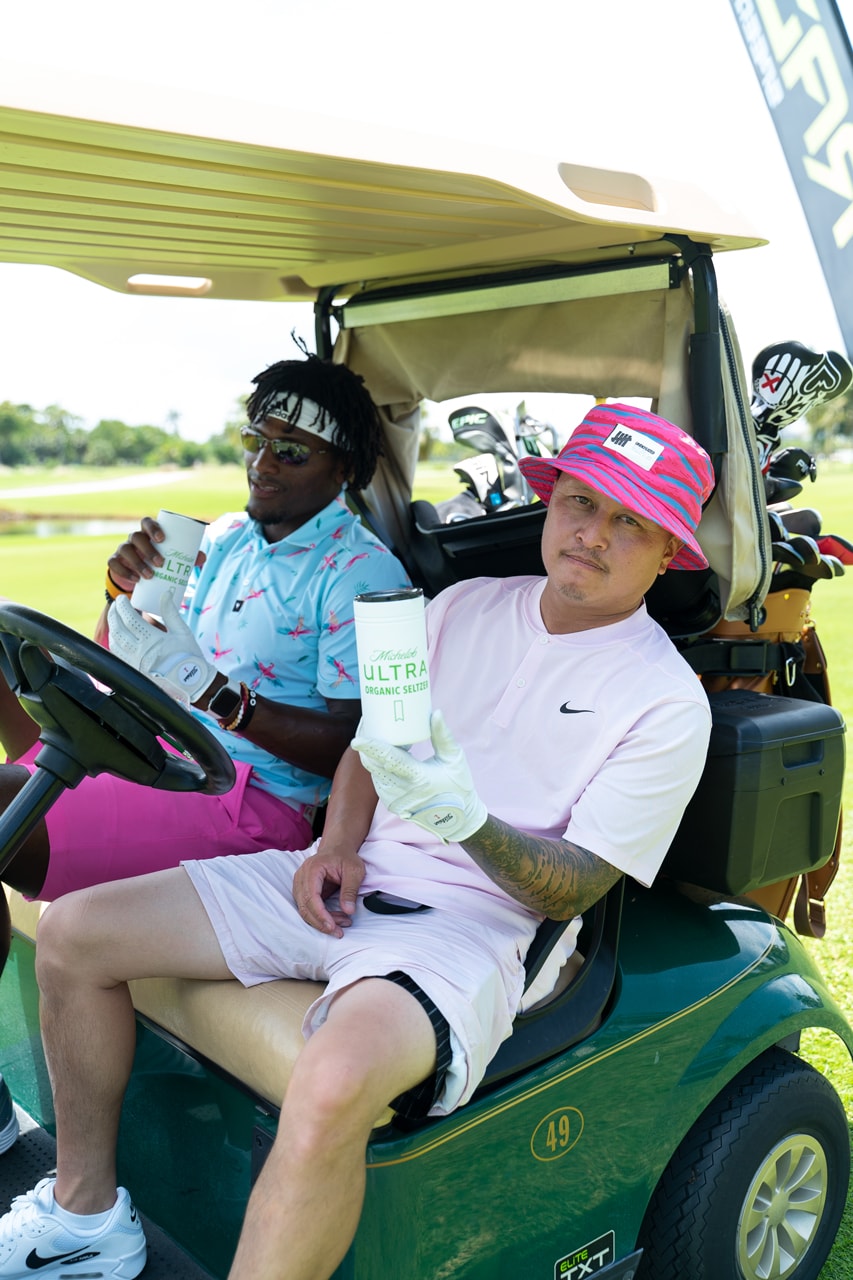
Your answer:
[0,1104,216,1279]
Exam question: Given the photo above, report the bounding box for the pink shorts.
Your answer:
[16,745,313,901]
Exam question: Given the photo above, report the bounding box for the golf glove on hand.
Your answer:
[353,709,488,843]
[108,591,218,706]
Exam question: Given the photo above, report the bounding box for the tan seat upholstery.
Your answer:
[5,889,42,942]
[128,974,324,1107]
[6,888,393,1120]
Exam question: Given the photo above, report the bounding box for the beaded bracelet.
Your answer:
[220,686,246,732]
[222,683,258,734]
[238,685,258,732]
[104,570,131,604]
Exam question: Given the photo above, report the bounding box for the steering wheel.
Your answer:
[0,602,236,869]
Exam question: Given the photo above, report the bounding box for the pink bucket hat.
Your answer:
[518,403,715,571]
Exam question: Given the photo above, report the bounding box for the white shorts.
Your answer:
[182,846,535,1114]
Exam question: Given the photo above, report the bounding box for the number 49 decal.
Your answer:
[530,1107,584,1161]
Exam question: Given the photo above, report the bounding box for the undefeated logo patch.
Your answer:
[602,425,663,471]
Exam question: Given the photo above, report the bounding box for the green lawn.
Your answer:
[1,461,853,1275]
[0,464,464,636]
[794,474,853,1279]
[797,470,853,1278]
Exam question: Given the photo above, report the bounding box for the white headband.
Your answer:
[254,392,338,443]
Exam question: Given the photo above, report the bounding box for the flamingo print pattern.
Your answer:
[179,494,409,805]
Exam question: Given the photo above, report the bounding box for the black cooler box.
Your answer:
[664,689,846,895]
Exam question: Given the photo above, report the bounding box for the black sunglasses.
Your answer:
[240,425,329,466]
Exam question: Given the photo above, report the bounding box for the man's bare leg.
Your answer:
[0,665,53,904]
[0,765,51,977]
[229,978,437,1280]
[0,765,51,897]
[34,867,232,1213]
[0,673,39,761]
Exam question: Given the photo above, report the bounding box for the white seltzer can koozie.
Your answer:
[130,509,207,616]
[353,588,431,745]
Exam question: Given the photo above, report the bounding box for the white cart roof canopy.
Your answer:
[0,61,765,302]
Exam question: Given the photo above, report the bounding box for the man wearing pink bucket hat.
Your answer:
[11,404,714,1280]
[514,402,714,631]
[518,401,715,571]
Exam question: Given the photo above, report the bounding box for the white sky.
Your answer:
[0,0,851,441]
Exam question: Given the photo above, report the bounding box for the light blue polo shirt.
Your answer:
[182,494,410,807]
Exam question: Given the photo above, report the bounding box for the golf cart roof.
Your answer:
[0,63,771,623]
[0,62,765,301]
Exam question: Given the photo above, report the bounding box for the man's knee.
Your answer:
[0,764,33,805]
[283,1041,406,1166]
[34,891,97,990]
[289,1048,374,1127]
[284,982,438,1139]
[0,765,51,895]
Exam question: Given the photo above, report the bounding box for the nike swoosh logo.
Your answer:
[26,1248,100,1270]
[559,703,593,715]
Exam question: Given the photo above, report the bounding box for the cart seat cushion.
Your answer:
[6,888,391,1119]
[128,973,324,1107]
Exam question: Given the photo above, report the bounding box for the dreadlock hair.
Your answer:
[246,340,383,492]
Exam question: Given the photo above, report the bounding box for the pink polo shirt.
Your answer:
[358,576,711,931]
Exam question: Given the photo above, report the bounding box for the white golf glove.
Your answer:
[108,591,218,706]
[353,710,488,843]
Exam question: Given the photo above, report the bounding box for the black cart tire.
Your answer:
[636,1046,850,1280]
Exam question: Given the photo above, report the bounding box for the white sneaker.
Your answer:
[0,1178,146,1278]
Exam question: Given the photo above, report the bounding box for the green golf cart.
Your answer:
[0,75,848,1280]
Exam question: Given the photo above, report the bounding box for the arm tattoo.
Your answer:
[461,814,622,919]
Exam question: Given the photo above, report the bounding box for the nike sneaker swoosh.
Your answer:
[26,1248,100,1270]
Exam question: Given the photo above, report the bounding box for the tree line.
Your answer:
[0,402,241,469]
[1,391,850,472]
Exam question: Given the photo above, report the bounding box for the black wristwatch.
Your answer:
[207,681,243,722]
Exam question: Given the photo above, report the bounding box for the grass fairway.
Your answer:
[0,465,464,636]
[1,462,853,1275]
[783,469,853,1279]
[0,464,250,522]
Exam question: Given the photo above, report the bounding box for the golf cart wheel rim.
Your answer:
[737,1133,828,1279]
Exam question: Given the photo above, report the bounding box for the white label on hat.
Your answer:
[601,425,664,471]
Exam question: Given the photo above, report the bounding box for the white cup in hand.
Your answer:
[130,509,207,616]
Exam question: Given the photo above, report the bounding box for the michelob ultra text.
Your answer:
[353,588,432,745]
